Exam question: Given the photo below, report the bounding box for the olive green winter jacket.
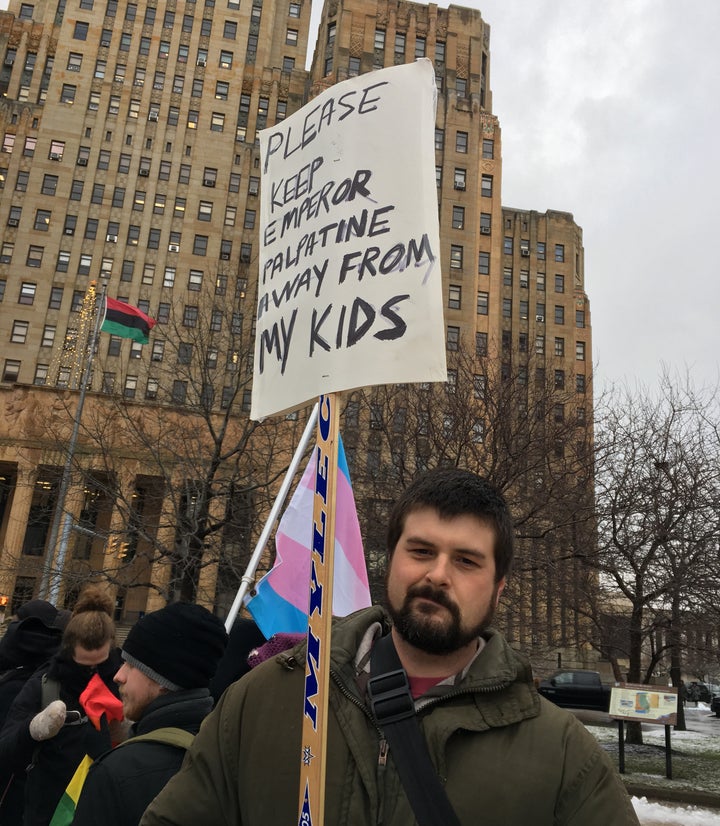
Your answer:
[141,606,639,826]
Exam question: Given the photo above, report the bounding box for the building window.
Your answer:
[554,337,565,357]
[219,50,233,69]
[478,251,490,275]
[537,272,546,292]
[482,138,494,159]
[554,305,565,325]
[555,243,565,262]
[11,320,30,344]
[60,84,76,103]
[41,325,56,346]
[446,325,460,351]
[455,131,468,153]
[576,341,586,361]
[481,175,492,197]
[183,306,198,328]
[2,359,21,382]
[193,235,208,256]
[448,284,461,310]
[449,245,463,269]
[555,273,565,293]
[576,310,585,328]
[188,270,203,290]
[73,21,89,39]
[33,209,51,231]
[211,112,225,131]
[452,205,464,229]
[435,128,444,150]
[477,291,489,315]
[502,298,512,318]
[503,267,512,286]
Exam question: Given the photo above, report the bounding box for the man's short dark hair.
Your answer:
[386,467,514,582]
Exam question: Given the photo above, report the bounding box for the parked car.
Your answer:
[711,694,720,717]
[537,669,612,712]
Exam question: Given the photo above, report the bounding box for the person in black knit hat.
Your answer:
[71,602,228,826]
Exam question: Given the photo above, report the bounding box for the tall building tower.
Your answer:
[0,0,593,665]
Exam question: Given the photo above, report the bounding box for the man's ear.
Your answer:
[494,577,506,606]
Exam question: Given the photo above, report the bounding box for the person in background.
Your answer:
[0,586,122,826]
[0,600,71,823]
[71,602,228,826]
[208,617,265,704]
[141,467,639,826]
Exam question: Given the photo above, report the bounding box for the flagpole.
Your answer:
[38,280,107,602]
[224,402,320,633]
[297,392,339,826]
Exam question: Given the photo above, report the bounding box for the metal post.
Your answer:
[224,402,319,632]
[665,724,672,779]
[617,720,625,774]
[39,282,107,601]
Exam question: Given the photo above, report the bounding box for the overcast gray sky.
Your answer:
[464,0,720,395]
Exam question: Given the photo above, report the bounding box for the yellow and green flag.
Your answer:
[49,754,93,826]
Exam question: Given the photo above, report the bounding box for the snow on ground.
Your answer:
[632,796,720,825]
[589,704,720,824]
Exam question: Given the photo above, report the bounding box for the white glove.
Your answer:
[29,700,66,741]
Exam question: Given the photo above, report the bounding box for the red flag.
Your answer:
[79,673,123,730]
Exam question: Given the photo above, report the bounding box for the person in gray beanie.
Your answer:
[71,602,228,826]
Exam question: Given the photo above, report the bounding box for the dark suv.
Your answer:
[711,694,720,718]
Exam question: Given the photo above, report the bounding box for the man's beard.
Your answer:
[387,583,498,656]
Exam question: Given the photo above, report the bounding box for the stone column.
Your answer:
[0,462,37,600]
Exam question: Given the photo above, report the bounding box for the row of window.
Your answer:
[0,355,253,411]
[15,0,297,21]
[445,325,587,361]
[4,200,257,240]
[504,238,565,262]
[9,301,244,351]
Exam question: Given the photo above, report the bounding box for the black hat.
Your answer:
[16,599,71,630]
[122,602,228,690]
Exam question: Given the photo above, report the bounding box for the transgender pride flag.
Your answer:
[246,436,371,639]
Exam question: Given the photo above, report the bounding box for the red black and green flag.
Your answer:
[100,297,156,344]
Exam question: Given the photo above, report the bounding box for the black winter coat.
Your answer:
[0,648,122,826]
[71,689,214,826]
[0,616,64,825]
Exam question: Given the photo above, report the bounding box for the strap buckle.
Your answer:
[367,668,415,725]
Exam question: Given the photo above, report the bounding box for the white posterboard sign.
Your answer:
[252,58,447,421]
[609,684,678,725]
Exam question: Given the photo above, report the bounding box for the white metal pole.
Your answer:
[224,402,319,632]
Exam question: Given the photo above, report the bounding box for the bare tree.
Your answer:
[34,277,313,616]
[592,371,720,739]
[339,345,598,668]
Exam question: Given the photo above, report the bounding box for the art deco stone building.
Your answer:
[0,0,593,665]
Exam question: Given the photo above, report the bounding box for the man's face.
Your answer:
[114,660,164,722]
[386,507,505,656]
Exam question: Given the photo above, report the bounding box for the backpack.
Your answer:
[49,727,195,826]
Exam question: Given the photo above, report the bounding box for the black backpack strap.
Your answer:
[368,634,461,826]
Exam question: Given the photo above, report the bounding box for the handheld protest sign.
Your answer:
[252,59,446,422]
[254,58,446,826]
[297,393,339,826]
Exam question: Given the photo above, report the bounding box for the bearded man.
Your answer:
[141,468,639,826]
